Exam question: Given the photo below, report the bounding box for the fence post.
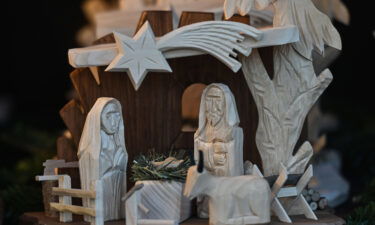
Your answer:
[58,175,72,222]
[94,180,104,225]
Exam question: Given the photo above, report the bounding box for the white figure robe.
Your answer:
[78,97,128,222]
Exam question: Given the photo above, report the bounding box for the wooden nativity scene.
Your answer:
[25,0,348,224]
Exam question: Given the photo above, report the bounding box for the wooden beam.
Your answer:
[35,175,60,181]
[52,188,96,199]
[68,26,299,69]
[50,203,96,217]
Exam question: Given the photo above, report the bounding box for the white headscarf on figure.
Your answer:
[77,97,128,220]
[195,83,240,140]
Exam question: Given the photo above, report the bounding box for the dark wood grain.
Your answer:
[223,14,250,24]
[93,33,115,45]
[135,11,173,36]
[179,12,214,27]
[59,99,85,147]
[56,136,81,191]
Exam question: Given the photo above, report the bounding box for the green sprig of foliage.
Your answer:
[131,150,192,182]
[346,202,375,225]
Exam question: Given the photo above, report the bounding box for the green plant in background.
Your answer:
[132,149,192,182]
[346,179,375,225]
[346,202,375,225]
[0,122,58,225]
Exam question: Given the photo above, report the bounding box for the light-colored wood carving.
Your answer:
[50,177,104,225]
[135,181,191,223]
[68,22,300,89]
[58,175,72,222]
[272,0,342,60]
[124,184,144,225]
[36,175,60,181]
[195,84,244,177]
[39,159,79,176]
[124,184,178,225]
[69,25,298,68]
[157,21,262,73]
[194,83,244,218]
[252,163,292,223]
[52,187,96,199]
[184,151,271,225]
[223,0,272,19]
[78,97,128,222]
[252,163,316,223]
[241,48,333,177]
[106,22,172,90]
[94,180,104,225]
[280,166,317,220]
[50,203,96,217]
[151,157,184,169]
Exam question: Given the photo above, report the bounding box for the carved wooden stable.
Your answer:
[58,11,308,190]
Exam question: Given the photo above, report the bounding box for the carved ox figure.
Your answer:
[184,151,271,225]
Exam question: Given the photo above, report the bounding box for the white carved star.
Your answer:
[106,22,172,90]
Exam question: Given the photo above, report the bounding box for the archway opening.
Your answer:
[181,83,207,132]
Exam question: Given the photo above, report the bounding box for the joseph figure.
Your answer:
[194,83,244,218]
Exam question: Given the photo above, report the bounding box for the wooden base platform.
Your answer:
[20,211,345,225]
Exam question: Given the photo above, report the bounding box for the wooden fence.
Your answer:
[49,175,103,225]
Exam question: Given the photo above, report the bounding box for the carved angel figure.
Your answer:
[78,97,128,222]
[194,83,244,218]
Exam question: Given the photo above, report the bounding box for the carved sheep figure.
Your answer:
[184,151,271,225]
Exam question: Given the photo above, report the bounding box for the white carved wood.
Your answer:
[49,178,103,225]
[273,0,342,60]
[36,175,60,181]
[58,175,72,222]
[251,163,316,223]
[241,47,333,177]
[195,84,244,177]
[223,0,272,19]
[41,159,78,176]
[69,25,297,67]
[184,153,271,225]
[106,22,172,90]
[272,199,291,223]
[278,165,317,222]
[68,22,299,88]
[94,180,104,225]
[194,83,244,218]
[151,157,184,169]
[78,97,128,222]
[271,165,288,197]
[157,21,262,73]
[124,184,144,225]
[246,162,291,222]
[135,181,191,223]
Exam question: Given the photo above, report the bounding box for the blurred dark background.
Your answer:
[1,0,374,224]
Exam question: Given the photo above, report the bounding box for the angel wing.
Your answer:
[157,21,263,72]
